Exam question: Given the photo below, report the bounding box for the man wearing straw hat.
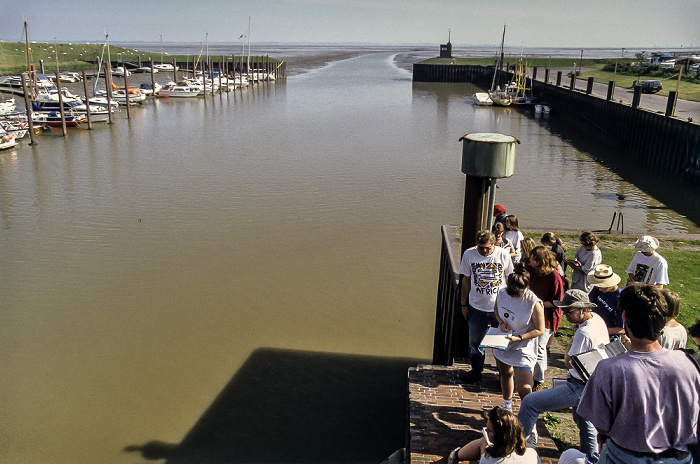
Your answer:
[625,235,669,288]
[588,264,625,341]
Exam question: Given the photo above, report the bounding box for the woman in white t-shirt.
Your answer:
[503,215,524,264]
[493,267,545,412]
[447,406,540,464]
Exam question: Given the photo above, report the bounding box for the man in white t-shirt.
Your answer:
[517,289,609,454]
[626,235,669,288]
[459,230,513,383]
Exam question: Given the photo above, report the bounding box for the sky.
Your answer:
[1,0,699,49]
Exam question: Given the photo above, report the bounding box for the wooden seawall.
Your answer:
[412,64,700,181]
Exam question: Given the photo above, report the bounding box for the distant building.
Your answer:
[440,42,452,59]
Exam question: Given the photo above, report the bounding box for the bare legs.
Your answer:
[496,358,533,402]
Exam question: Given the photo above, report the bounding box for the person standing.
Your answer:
[625,235,669,288]
[460,230,514,383]
[494,204,508,228]
[503,215,524,264]
[567,231,602,293]
[587,264,625,341]
[517,289,609,454]
[493,267,545,412]
[577,284,700,464]
[526,246,565,389]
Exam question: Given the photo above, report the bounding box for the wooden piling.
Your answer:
[123,70,131,118]
[631,85,641,108]
[173,57,178,82]
[150,59,156,97]
[20,74,37,145]
[55,72,68,136]
[586,77,594,95]
[556,71,562,87]
[82,70,93,130]
[666,91,677,117]
[607,81,614,101]
[105,62,114,124]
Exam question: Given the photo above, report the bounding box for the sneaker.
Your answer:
[526,429,538,448]
[500,399,513,412]
[461,370,482,384]
[447,447,460,464]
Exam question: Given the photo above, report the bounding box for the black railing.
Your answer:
[433,225,468,365]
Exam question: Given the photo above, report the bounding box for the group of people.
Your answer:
[450,204,700,464]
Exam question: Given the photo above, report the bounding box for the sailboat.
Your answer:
[487,25,512,107]
[473,25,506,106]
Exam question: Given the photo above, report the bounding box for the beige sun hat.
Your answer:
[634,235,659,252]
[587,264,621,288]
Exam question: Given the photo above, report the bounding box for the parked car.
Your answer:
[639,79,663,93]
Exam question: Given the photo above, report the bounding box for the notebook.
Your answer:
[570,339,627,382]
[479,327,513,351]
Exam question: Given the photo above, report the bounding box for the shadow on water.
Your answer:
[124,348,424,464]
[524,108,700,227]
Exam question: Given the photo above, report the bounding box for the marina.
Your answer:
[2,42,700,464]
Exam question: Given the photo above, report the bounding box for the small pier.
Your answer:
[408,357,561,464]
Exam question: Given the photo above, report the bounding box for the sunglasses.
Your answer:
[562,307,582,315]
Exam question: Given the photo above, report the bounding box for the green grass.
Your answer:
[577,63,700,102]
[524,231,700,349]
[0,41,279,75]
[417,56,700,102]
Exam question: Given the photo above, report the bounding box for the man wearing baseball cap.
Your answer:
[493,204,507,227]
[517,289,609,453]
[626,235,669,288]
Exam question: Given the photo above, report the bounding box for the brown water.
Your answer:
[1,51,698,464]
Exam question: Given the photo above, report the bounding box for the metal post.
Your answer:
[461,175,486,257]
[150,59,156,96]
[173,58,178,82]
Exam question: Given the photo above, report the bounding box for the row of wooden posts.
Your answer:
[21,54,285,145]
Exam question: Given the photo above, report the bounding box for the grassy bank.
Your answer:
[417,56,700,102]
[0,41,279,75]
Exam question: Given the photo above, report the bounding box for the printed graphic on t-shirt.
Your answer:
[471,262,505,295]
[633,264,651,283]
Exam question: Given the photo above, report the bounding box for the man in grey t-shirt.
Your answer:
[577,284,700,463]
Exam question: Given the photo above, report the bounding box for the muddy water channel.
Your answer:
[1,51,698,464]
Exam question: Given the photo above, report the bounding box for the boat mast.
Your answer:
[54,36,60,75]
[490,24,506,92]
[247,16,251,74]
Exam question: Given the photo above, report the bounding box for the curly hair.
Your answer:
[579,231,599,246]
[485,406,527,458]
[529,246,557,276]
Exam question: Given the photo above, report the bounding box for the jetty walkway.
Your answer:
[408,354,561,464]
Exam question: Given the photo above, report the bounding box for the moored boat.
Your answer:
[0,130,19,150]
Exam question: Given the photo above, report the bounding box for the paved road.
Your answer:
[535,68,700,122]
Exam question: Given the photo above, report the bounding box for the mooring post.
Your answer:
[544,68,550,85]
[458,133,518,256]
[150,59,156,96]
[631,85,642,108]
[569,73,576,91]
[556,71,562,87]
[55,72,68,136]
[40,59,45,75]
[82,70,92,130]
[607,81,615,100]
[586,77,594,95]
[665,91,677,117]
[123,70,131,118]
[20,74,37,145]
